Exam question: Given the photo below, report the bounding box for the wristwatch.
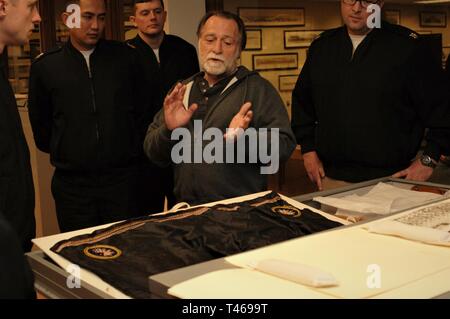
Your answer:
[420,154,437,169]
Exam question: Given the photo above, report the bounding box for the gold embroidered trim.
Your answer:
[216,205,240,212]
[250,195,281,207]
[54,207,210,252]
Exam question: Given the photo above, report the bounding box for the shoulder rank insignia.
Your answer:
[126,42,136,49]
[409,32,418,40]
[35,52,44,60]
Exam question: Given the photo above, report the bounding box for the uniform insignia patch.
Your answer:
[409,32,418,39]
[271,205,302,217]
[84,245,122,260]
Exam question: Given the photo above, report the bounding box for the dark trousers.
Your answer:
[52,168,142,233]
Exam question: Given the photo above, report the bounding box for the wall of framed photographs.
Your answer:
[224,0,450,118]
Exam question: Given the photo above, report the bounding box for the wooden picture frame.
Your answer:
[384,10,401,25]
[245,29,262,51]
[238,7,305,27]
[284,30,323,49]
[278,74,299,92]
[252,53,299,71]
[416,30,433,35]
[420,11,447,28]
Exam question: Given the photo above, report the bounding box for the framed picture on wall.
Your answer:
[252,53,299,71]
[278,74,299,92]
[245,29,262,50]
[384,10,401,25]
[416,30,433,34]
[238,7,305,27]
[284,30,323,48]
[420,11,447,28]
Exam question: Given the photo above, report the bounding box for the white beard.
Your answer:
[200,52,239,77]
[203,59,227,75]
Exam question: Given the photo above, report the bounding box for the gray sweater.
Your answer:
[144,66,296,205]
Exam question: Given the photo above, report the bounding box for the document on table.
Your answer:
[314,182,446,215]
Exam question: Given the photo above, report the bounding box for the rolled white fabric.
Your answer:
[367,220,450,244]
[248,259,339,288]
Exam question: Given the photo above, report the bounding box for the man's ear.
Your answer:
[61,12,69,26]
[0,0,7,19]
[162,11,167,25]
[129,15,137,27]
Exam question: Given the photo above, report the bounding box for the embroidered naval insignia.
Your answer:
[271,205,302,217]
[84,245,122,260]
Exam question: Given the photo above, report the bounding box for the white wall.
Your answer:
[165,0,206,50]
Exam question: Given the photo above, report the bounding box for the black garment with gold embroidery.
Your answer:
[51,192,343,298]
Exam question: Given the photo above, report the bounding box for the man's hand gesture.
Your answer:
[224,102,253,141]
[164,83,198,131]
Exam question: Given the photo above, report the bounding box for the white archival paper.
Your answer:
[314,182,446,215]
[169,226,450,299]
[248,259,339,288]
[366,200,450,246]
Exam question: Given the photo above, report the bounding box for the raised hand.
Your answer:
[164,83,198,131]
[224,102,253,140]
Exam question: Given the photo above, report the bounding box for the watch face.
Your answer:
[421,155,435,167]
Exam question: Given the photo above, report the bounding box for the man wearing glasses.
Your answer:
[291,0,449,190]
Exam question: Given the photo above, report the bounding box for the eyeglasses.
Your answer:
[342,0,379,8]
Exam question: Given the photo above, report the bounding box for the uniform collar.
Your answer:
[135,32,166,50]
[66,38,101,57]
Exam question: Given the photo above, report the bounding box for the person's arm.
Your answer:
[27,62,52,153]
[394,40,450,181]
[144,83,197,167]
[250,78,297,166]
[224,78,296,175]
[143,109,174,167]
[291,48,325,189]
[129,46,157,144]
[0,215,35,299]
[291,50,316,154]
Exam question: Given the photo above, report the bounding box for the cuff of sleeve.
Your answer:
[423,143,441,163]
[160,124,173,140]
[300,141,315,155]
